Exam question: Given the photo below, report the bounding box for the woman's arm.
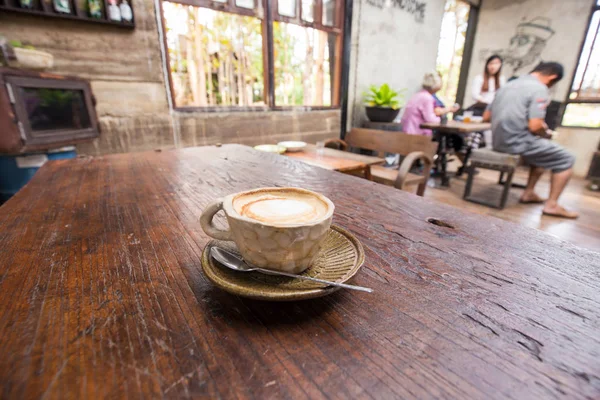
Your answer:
[434,104,460,116]
[422,96,441,123]
[471,75,484,103]
[434,107,446,117]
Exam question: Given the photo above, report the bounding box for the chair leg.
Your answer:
[498,171,505,184]
[463,164,476,200]
[499,169,514,209]
[416,181,426,197]
[416,163,433,197]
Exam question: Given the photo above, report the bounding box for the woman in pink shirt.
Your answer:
[402,72,458,136]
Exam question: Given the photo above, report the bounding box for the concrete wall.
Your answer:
[466,0,598,177]
[0,3,339,155]
[556,128,600,177]
[347,0,447,130]
[172,110,340,148]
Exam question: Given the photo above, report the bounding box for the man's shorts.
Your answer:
[521,138,575,173]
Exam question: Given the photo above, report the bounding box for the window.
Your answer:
[435,0,471,104]
[161,0,343,110]
[562,1,600,128]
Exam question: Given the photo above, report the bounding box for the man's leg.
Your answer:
[520,139,578,218]
[543,168,579,218]
[520,166,545,203]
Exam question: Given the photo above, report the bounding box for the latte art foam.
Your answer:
[233,190,329,224]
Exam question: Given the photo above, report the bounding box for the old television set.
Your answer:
[0,68,99,154]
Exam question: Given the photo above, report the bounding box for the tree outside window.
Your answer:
[162,0,343,109]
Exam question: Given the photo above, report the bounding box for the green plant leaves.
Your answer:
[364,84,406,109]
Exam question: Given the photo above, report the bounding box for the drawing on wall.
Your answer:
[480,17,555,77]
[366,0,427,23]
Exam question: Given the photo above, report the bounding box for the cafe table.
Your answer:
[284,143,384,179]
[0,144,599,399]
[420,120,492,187]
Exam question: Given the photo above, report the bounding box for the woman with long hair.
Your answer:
[470,54,506,115]
[455,55,506,176]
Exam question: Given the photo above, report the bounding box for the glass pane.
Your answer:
[301,0,314,22]
[562,103,600,128]
[20,88,91,131]
[570,11,599,98]
[435,0,471,104]
[163,2,265,107]
[278,0,296,17]
[322,0,335,26]
[235,0,253,8]
[274,22,338,106]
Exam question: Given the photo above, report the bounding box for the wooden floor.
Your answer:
[421,166,600,253]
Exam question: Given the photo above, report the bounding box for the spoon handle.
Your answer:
[255,268,373,293]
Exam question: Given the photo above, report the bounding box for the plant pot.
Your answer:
[8,48,54,70]
[365,106,400,123]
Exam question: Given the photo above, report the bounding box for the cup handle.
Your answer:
[200,199,233,241]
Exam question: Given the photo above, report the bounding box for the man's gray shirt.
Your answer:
[488,75,549,154]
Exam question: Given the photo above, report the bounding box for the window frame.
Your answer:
[159,0,345,112]
[560,0,600,129]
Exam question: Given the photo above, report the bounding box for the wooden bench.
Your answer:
[325,128,438,196]
[463,148,522,209]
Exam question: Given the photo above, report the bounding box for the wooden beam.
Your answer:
[455,4,479,106]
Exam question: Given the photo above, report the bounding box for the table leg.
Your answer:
[429,132,451,188]
[439,134,450,187]
[364,165,372,180]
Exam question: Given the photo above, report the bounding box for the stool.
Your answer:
[463,149,521,209]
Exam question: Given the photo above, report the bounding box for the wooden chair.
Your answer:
[324,138,348,151]
[326,128,438,196]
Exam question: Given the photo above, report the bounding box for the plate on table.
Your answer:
[201,225,366,301]
[277,141,307,152]
[254,144,287,154]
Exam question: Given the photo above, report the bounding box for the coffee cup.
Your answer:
[200,187,334,273]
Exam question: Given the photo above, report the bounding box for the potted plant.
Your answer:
[364,84,405,123]
[6,40,54,70]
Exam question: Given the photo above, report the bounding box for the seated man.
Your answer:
[483,62,578,218]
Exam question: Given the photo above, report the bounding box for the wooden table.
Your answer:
[284,144,384,179]
[1,144,599,399]
[421,121,493,187]
[421,120,491,134]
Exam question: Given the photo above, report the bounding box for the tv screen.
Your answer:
[20,87,92,132]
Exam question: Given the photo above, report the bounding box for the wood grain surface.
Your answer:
[285,151,368,172]
[285,144,384,174]
[0,144,599,399]
[420,120,491,134]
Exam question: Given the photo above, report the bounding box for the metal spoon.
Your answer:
[210,247,373,293]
